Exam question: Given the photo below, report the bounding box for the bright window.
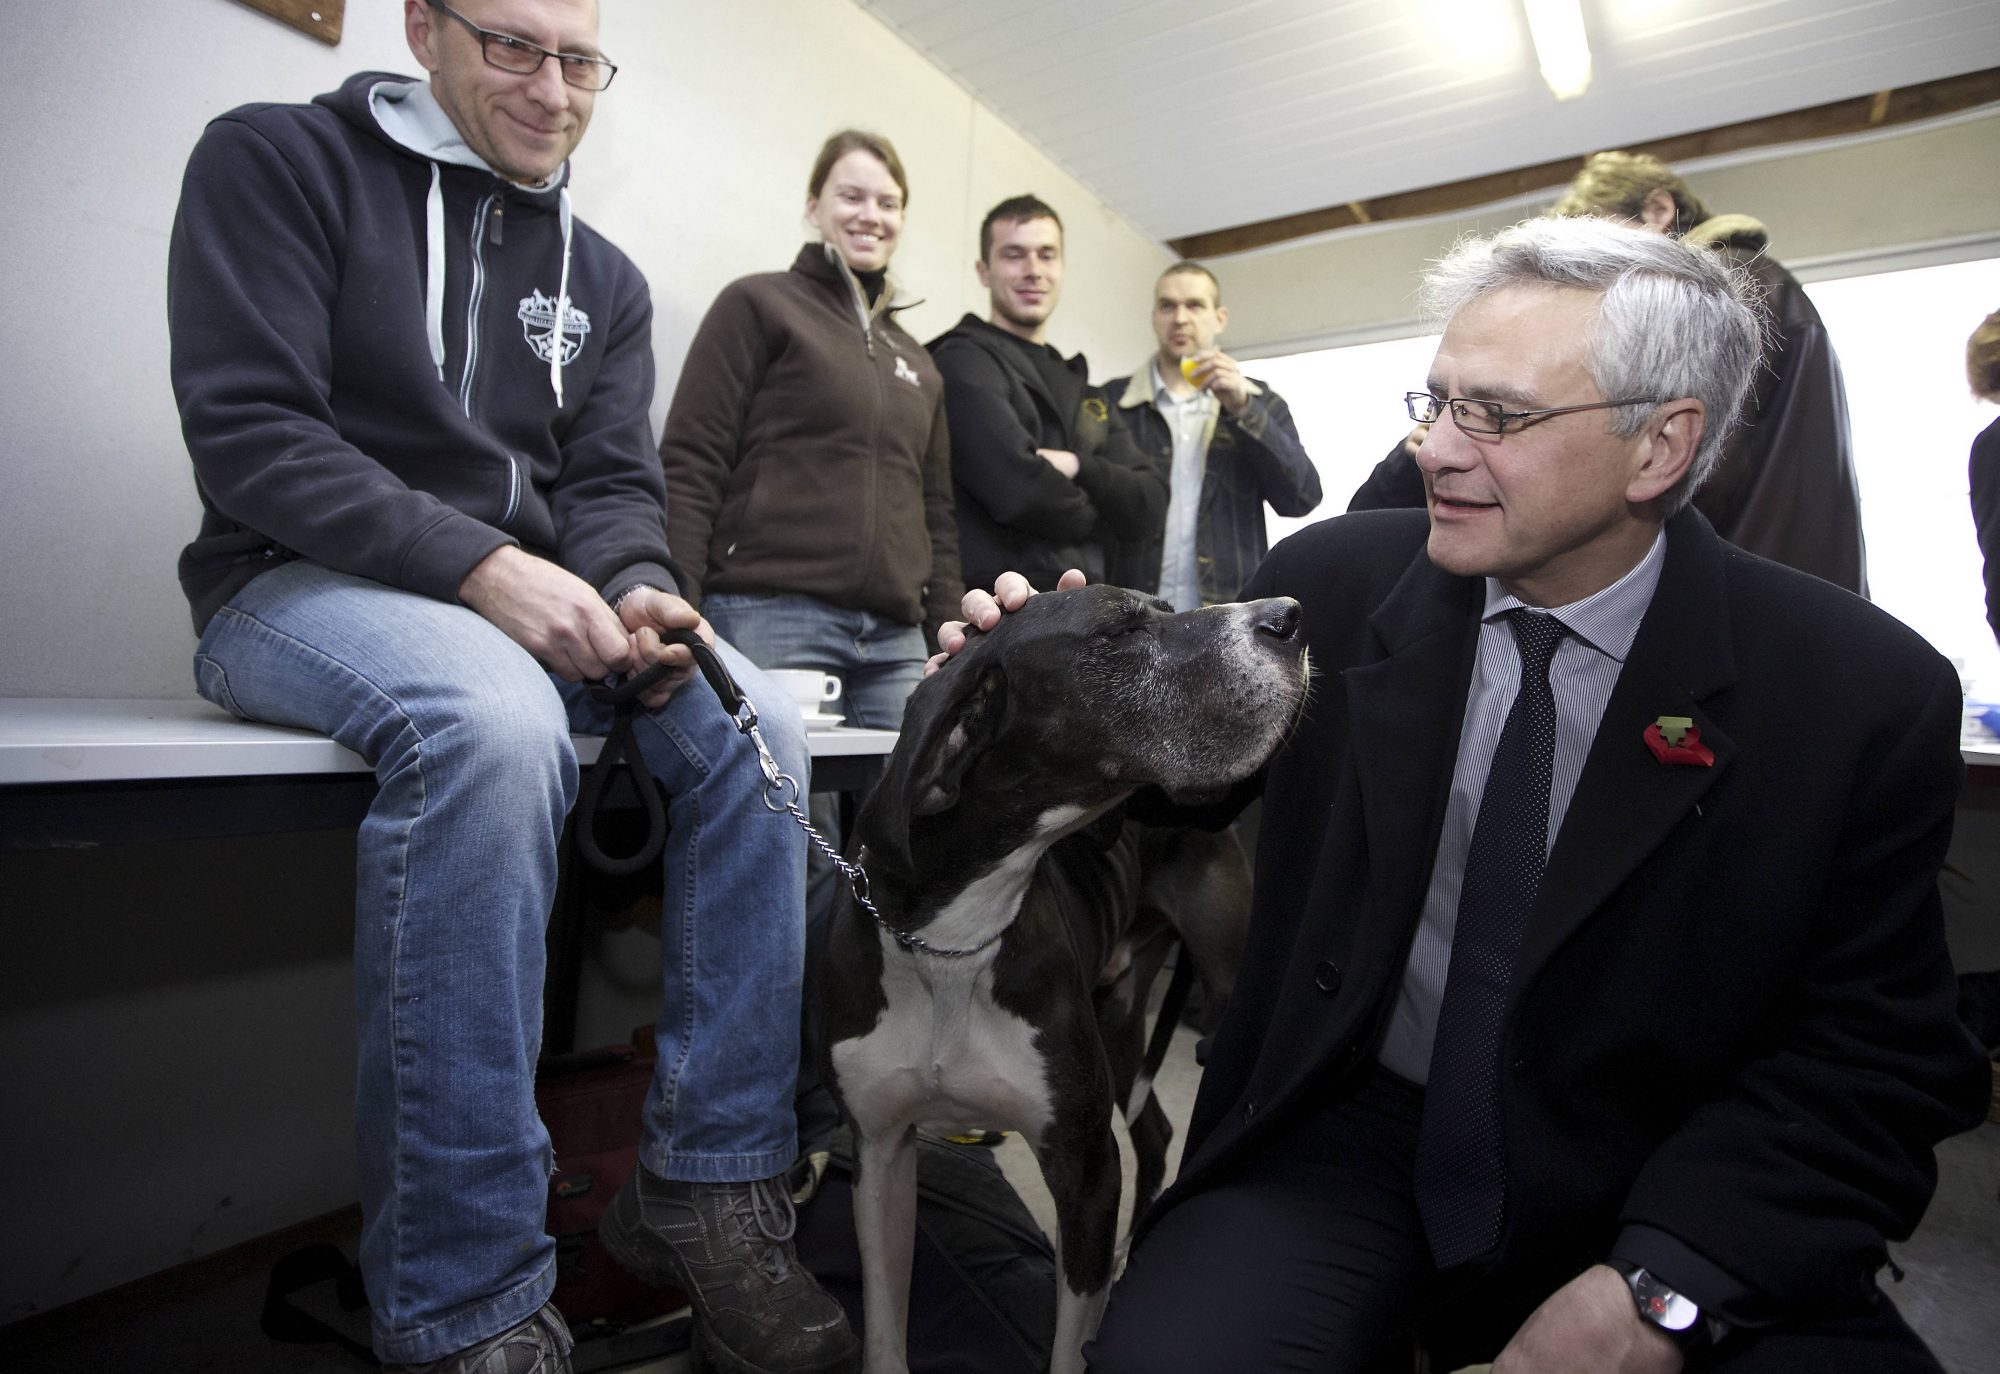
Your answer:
[1804,257,2000,698]
[1247,254,2000,696]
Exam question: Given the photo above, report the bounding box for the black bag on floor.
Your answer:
[793,1127,1057,1374]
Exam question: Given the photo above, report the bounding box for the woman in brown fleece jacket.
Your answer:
[658,130,962,736]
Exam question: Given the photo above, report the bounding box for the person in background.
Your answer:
[1551,149,1868,595]
[1103,260,1321,609]
[658,129,962,1168]
[168,3,854,1370]
[1967,307,2000,645]
[929,196,1167,594]
[1348,424,1429,512]
[660,128,961,720]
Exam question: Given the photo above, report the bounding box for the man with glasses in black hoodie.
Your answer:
[168,4,856,1371]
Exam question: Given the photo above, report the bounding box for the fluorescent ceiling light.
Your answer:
[1523,0,1592,100]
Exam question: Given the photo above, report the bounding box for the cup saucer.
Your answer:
[800,711,845,731]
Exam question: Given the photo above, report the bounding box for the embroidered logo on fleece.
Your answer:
[517,290,592,366]
[894,355,922,387]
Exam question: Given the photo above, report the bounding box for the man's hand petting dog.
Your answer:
[927,567,1088,673]
[458,547,711,709]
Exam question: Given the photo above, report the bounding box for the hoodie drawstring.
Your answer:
[553,187,573,408]
[422,159,573,406]
[425,163,446,382]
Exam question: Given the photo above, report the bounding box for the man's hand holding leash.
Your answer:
[460,545,712,709]
[615,585,715,709]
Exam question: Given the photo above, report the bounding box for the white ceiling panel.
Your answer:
[855,0,2000,243]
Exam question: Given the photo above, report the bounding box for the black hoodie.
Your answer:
[169,71,672,633]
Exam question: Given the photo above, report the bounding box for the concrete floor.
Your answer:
[6,1022,1995,1374]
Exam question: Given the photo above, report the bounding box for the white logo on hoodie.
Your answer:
[517,290,592,366]
[894,355,921,387]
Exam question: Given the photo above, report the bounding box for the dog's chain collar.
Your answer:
[736,708,1005,960]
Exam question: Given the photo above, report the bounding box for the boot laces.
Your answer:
[725,1175,799,1284]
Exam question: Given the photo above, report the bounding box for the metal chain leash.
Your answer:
[730,703,1004,961]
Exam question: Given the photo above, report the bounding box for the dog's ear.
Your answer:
[907,667,1005,817]
[858,648,1008,873]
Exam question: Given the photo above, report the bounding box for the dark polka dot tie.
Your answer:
[1414,607,1568,1270]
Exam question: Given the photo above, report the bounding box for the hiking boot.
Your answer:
[384,1302,573,1373]
[599,1163,858,1374]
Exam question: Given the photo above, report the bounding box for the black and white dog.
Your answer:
[821,585,1309,1374]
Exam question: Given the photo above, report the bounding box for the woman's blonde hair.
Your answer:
[1550,151,1709,238]
[1969,308,2000,401]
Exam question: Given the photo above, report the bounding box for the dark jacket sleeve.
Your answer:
[658,280,772,607]
[1347,437,1429,512]
[920,396,964,646]
[1229,387,1322,518]
[1972,419,2000,646]
[933,341,1100,539]
[1618,656,1990,1315]
[548,256,676,603]
[1073,392,1170,542]
[1691,257,1866,595]
[168,115,510,604]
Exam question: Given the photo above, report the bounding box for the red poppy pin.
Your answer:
[1643,714,1714,767]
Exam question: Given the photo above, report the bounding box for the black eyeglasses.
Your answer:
[427,0,618,91]
[1404,391,1662,436]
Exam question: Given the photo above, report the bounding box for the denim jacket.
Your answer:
[1103,363,1322,605]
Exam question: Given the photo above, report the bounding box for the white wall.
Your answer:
[0,0,1170,701]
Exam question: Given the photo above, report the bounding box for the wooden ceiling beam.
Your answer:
[1167,66,2000,260]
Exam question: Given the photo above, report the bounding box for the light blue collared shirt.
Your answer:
[1377,529,1669,1084]
[1148,361,1216,612]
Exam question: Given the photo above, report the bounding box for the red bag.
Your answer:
[536,1043,688,1329]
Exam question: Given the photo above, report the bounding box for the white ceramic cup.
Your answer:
[767,669,842,715]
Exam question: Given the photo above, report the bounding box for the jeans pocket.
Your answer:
[192,652,247,719]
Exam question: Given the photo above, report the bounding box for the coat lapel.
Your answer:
[1343,552,1483,939]
[1516,512,1738,977]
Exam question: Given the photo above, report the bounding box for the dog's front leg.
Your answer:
[851,1122,920,1374]
[1035,1112,1121,1374]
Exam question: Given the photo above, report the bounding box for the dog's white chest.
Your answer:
[831,930,1055,1143]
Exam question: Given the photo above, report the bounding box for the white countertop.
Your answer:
[5,697,1995,788]
[0,697,897,785]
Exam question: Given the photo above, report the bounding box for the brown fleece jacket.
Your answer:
[660,243,962,635]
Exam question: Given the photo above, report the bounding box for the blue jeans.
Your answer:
[701,591,927,731]
[192,561,810,1364]
[702,592,923,1150]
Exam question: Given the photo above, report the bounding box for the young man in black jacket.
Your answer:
[1103,260,1322,609]
[928,196,1167,594]
[168,3,854,1371]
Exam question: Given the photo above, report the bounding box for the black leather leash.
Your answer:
[577,628,749,875]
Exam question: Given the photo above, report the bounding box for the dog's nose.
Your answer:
[1250,597,1301,643]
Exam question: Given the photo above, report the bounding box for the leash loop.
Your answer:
[576,628,737,875]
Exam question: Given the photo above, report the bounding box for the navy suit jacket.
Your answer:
[1144,507,1988,1321]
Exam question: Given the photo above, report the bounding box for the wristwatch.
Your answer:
[1610,1261,1725,1352]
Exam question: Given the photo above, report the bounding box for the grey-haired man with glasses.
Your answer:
[166,3,858,1371]
[940,216,1985,1373]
